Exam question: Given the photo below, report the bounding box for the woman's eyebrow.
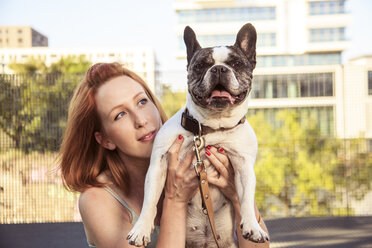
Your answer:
[108,91,144,117]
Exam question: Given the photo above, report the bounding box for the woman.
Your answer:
[59,62,269,247]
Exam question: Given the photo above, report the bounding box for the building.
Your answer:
[172,0,372,140]
[0,46,157,91]
[0,26,48,48]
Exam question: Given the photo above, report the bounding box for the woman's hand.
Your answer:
[204,145,239,205]
[164,135,199,203]
[157,135,199,248]
[205,145,270,247]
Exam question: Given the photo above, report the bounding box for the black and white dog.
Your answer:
[128,23,269,247]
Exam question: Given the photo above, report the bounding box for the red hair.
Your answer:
[59,62,167,193]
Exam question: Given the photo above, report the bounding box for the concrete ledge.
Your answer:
[1,216,372,248]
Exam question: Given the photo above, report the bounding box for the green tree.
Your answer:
[0,56,91,152]
[8,57,47,74]
[160,85,186,118]
[0,76,25,148]
[250,110,343,216]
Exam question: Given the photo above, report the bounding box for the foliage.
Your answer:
[160,84,187,118]
[1,63,371,220]
[249,109,372,217]
[0,57,91,152]
[8,55,91,74]
[8,57,48,74]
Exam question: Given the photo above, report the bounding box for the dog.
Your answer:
[127,23,269,247]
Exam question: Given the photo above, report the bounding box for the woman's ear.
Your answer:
[94,131,116,150]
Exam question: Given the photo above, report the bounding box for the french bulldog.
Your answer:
[127,23,269,247]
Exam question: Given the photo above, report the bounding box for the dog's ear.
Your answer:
[184,26,201,67]
[234,23,257,69]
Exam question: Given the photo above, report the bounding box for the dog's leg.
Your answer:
[127,153,168,246]
[230,153,269,243]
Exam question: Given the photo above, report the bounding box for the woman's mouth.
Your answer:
[138,131,157,142]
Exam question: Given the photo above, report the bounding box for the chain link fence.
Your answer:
[1,73,371,224]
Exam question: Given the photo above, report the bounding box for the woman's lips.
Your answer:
[138,131,156,142]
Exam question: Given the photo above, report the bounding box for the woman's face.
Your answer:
[94,75,162,159]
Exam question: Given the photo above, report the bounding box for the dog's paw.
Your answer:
[240,221,269,243]
[127,221,154,247]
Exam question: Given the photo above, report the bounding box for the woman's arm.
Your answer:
[205,146,270,248]
[156,135,198,248]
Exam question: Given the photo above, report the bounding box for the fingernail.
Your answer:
[178,134,183,140]
[206,150,211,156]
[219,147,224,152]
[206,145,211,150]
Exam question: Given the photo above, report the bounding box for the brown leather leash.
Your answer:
[192,134,220,247]
[181,108,246,247]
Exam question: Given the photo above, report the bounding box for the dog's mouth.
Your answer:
[194,84,247,107]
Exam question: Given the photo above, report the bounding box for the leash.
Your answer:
[181,109,245,247]
[191,125,221,247]
[181,109,245,248]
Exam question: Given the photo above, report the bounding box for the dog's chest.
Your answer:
[185,187,237,248]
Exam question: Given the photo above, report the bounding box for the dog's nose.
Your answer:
[211,65,228,74]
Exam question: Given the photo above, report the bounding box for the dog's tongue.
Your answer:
[207,90,235,104]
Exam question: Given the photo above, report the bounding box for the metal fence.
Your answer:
[0,73,371,224]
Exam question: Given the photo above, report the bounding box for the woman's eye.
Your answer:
[138,98,148,106]
[114,111,126,120]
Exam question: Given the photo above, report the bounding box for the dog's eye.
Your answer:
[232,61,243,68]
[194,63,204,71]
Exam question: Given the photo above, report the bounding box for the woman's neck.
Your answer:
[119,153,150,197]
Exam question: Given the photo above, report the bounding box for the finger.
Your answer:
[207,174,225,188]
[206,145,229,169]
[202,158,211,169]
[184,166,198,182]
[206,149,229,179]
[179,149,195,174]
[214,146,230,168]
[168,135,184,169]
[207,169,219,179]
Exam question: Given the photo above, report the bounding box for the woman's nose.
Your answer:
[134,113,147,128]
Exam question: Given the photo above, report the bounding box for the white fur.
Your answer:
[210,47,240,91]
[128,101,269,247]
[212,46,229,65]
[128,48,268,247]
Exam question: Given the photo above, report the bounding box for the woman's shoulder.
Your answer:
[79,186,135,247]
[79,186,132,226]
[79,187,114,215]
[79,171,114,205]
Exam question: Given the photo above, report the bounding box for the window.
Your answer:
[179,33,276,48]
[18,29,23,34]
[18,38,23,43]
[257,53,341,67]
[178,7,276,24]
[368,71,372,95]
[309,1,346,15]
[309,28,346,42]
[252,73,333,99]
[258,33,276,47]
[247,106,334,136]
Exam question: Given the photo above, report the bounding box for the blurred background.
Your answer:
[0,0,372,246]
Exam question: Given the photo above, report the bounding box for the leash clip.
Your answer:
[192,135,205,176]
[192,121,205,176]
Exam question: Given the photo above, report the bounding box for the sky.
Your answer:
[1,0,372,83]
